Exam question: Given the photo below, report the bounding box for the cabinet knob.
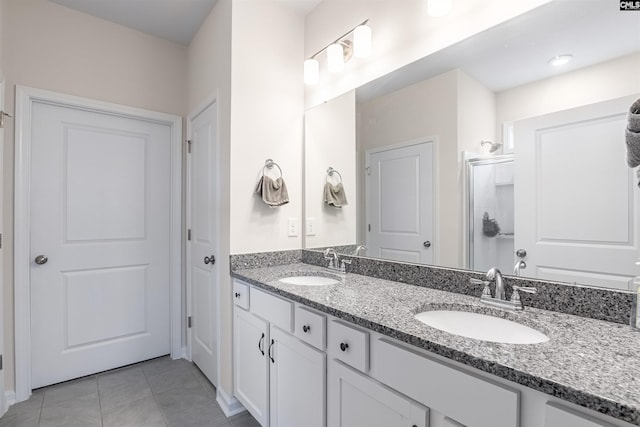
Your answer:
[235,292,240,298]
[340,342,349,352]
[303,325,311,333]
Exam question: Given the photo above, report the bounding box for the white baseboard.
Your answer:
[2,390,16,416]
[216,386,245,417]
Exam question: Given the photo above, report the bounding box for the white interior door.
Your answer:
[30,100,172,388]
[187,100,218,386]
[366,141,434,264]
[514,94,640,290]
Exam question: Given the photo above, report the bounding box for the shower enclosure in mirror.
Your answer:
[466,155,514,274]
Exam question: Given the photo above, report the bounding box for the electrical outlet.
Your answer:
[306,218,316,236]
[288,218,298,237]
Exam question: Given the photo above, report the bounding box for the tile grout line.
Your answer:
[96,374,104,427]
[142,362,170,427]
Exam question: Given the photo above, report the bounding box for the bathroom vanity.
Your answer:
[230,257,640,427]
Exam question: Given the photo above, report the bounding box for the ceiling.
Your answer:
[49,0,321,45]
[358,1,640,102]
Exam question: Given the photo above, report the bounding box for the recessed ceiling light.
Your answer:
[548,54,574,67]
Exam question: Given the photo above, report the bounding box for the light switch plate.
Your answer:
[306,218,316,236]
[288,218,298,237]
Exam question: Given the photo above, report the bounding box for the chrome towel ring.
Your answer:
[326,167,342,183]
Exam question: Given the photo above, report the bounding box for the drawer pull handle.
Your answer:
[269,339,275,363]
[340,342,349,352]
[303,325,311,333]
[258,332,265,355]
[235,292,240,298]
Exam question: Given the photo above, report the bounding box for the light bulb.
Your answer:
[327,43,344,73]
[304,58,319,85]
[427,0,452,17]
[353,24,372,58]
[548,54,573,67]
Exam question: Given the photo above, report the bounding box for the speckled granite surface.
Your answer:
[230,250,302,271]
[302,250,636,325]
[232,263,640,425]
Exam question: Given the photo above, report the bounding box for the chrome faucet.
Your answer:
[324,248,338,269]
[352,245,367,256]
[486,267,505,300]
[324,248,352,274]
[469,267,538,311]
[513,260,527,277]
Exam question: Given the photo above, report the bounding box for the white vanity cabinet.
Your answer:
[233,280,326,427]
[545,403,615,427]
[328,358,430,427]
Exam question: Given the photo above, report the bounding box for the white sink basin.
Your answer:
[279,276,340,286]
[414,310,549,344]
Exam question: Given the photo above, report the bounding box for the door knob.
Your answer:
[423,241,431,248]
[34,255,48,265]
[516,249,527,258]
[204,255,215,265]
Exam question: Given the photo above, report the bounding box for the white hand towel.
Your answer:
[255,175,289,207]
[324,182,348,208]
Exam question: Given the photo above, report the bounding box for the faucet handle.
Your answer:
[469,278,486,285]
[512,285,537,294]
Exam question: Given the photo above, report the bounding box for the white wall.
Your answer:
[305,91,357,248]
[229,0,305,254]
[496,53,640,131]
[186,0,233,397]
[1,0,187,393]
[304,0,550,109]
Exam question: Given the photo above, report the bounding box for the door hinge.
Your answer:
[188,316,192,328]
[368,224,371,232]
[365,166,371,175]
[186,139,192,153]
[187,229,192,241]
[0,354,3,370]
[0,233,2,249]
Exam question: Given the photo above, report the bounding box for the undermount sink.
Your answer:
[414,310,549,345]
[279,275,340,286]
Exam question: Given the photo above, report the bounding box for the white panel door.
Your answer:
[367,142,434,264]
[269,325,325,427]
[514,95,640,290]
[0,80,6,416]
[188,101,218,386]
[30,100,172,388]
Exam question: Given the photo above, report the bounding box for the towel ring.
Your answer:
[264,159,283,178]
[326,167,343,183]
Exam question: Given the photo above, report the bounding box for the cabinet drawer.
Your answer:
[372,338,519,427]
[250,288,294,332]
[294,306,326,350]
[327,320,369,372]
[232,280,249,309]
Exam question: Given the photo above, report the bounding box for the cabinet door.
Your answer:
[328,359,429,427]
[235,307,269,426]
[269,325,326,427]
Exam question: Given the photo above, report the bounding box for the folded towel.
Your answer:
[324,182,348,208]
[625,98,640,168]
[255,175,289,207]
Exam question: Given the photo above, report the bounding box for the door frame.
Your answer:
[13,85,183,401]
[0,79,6,416]
[364,137,439,264]
[185,92,221,386]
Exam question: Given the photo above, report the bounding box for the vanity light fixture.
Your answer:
[548,54,573,67]
[304,20,371,85]
[427,0,453,17]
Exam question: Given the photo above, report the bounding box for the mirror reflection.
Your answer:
[304,1,640,290]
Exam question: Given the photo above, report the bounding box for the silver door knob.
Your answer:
[516,249,527,258]
[423,241,431,248]
[35,255,48,265]
[204,255,215,265]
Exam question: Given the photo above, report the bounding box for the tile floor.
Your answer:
[0,356,260,427]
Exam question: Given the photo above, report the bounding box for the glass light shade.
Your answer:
[304,58,319,85]
[353,24,372,58]
[427,0,453,17]
[327,43,344,73]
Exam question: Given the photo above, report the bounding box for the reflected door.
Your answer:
[30,101,172,388]
[514,94,640,290]
[366,141,434,264]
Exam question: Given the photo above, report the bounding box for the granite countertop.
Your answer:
[232,263,640,425]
